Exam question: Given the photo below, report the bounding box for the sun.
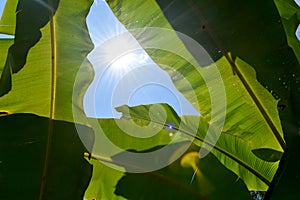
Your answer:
[109,50,150,76]
[110,52,137,73]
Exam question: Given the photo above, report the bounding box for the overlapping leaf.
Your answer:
[0,0,297,199]
[274,0,300,62]
[0,0,94,199]
[85,141,252,200]
[0,113,93,199]
[82,0,285,191]
[0,0,93,123]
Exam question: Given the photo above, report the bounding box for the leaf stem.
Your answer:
[39,1,57,199]
[186,0,286,150]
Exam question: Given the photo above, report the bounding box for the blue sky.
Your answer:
[84,0,199,118]
[0,0,13,39]
[0,0,9,39]
[0,1,4,14]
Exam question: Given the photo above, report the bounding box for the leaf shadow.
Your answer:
[0,0,60,96]
[112,142,252,200]
[0,113,94,199]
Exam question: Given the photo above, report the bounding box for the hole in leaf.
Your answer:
[296,24,300,41]
[0,110,10,116]
[277,103,286,110]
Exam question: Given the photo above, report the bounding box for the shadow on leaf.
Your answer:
[112,142,251,200]
[0,113,94,199]
[0,0,60,96]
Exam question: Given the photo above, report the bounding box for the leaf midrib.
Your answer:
[39,2,57,199]
[120,113,271,186]
[186,0,286,150]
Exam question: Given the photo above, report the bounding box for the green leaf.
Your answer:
[103,0,300,198]
[106,0,285,150]
[0,0,94,123]
[0,0,94,199]
[274,0,300,62]
[0,0,17,35]
[84,159,126,200]
[0,114,93,199]
[0,0,59,96]
[85,142,252,200]
[83,102,280,200]
[98,0,284,189]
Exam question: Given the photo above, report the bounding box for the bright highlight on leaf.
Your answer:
[180,151,199,168]
[180,151,213,194]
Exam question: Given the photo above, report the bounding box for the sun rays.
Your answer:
[83,0,200,118]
